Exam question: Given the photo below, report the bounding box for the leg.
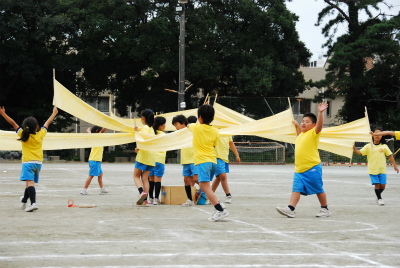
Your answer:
[149,175,155,199]
[289,192,301,208]
[154,176,162,200]
[133,168,143,189]
[141,171,151,194]
[97,173,103,188]
[218,173,230,195]
[184,176,193,201]
[212,176,221,192]
[316,192,327,207]
[200,182,219,206]
[84,175,94,189]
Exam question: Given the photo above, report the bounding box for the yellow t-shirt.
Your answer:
[155,130,166,165]
[215,136,233,163]
[89,147,104,162]
[395,131,400,140]
[181,147,194,164]
[360,143,392,175]
[188,123,219,165]
[136,125,156,166]
[18,127,47,163]
[295,128,321,173]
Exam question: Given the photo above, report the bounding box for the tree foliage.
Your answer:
[1,0,311,129]
[316,0,400,127]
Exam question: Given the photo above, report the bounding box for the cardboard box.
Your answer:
[161,186,196,205]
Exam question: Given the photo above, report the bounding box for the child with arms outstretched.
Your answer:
[276,102,331,218]
[0,106,58,212]
[354,128,399,205]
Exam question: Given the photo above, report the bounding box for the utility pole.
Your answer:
[177,0,187,112]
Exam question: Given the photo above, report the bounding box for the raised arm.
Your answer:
[229,141,241,163]
[353,145,362,156]
[43,107,58,129]
[0,107,19,131]
[315,101,328,134]
[292,120,301,136]
[372,131,395,137]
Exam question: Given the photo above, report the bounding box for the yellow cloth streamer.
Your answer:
[0,130,135,151]
[53,79,135,132]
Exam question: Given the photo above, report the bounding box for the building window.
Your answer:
[293,99,311,115]
[326,101,331,117]
[88,97,109,113]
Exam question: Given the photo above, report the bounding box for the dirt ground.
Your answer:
[1,162,400,268]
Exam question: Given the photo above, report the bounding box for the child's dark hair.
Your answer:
[187,115,197,124]
[373,127,387,144]
[91,126,103,133]
[153,116,166,134]
[303,113,317,124]
[141,109,154,127]
[198,104,214,124]
[18,117,39,142]
[172,115,188,126]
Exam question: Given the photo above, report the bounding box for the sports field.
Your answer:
[1,162,400,267]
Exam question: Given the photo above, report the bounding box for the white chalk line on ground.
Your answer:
[193,207,391,268]
[26,265,390,268]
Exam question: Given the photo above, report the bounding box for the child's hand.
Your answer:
[236,155,241,163]
[53,107,58,115]
[134,126,139,131]
[370,131,374,136]
[0,106,5,115]
[135,148,140,153]
[292,120,299,127]
[86,127,91,133]
[395,166,399,173]
[318,101,328,113]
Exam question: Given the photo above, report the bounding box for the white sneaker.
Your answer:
[220,203,226,209]
[276,206,295,218]
[225,196,232,204]
[377,199,385,206]
[316,208,331,217]
[20,196,27,210]
[208,209,229,221]
[25,203,38,212]
[148,198,154,204]
[182,199,195,207]
[80,188,88,195]
[153,198,160,205]
[99,187,109,194]
[205,199,211,205]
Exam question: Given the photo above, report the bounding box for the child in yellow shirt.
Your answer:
[148,116,167,205]
[354,128,399,205]
[188,104,228,221]
[80,126,108,195]
[276,102,331,218]
[172,115,198,207]
[0,106,58,212]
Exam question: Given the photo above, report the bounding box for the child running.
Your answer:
[148,116,167,205]
[172,115,198,207]
[276,102,331,218]
[0,106,58,212]
[188,104,229,221]
[134,109,156,206]
[80,126,109,195]
[211,135,240,204]
[353,128,399,205]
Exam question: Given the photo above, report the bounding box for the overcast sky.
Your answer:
[285,0,400,61]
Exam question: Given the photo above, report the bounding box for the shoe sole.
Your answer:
[136,194,148,205]
[208,211,229,222]
[316,213,331,217]
[276,208,295,218]
[25,206,38,212]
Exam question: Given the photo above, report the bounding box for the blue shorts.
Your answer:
[369,174,387,185]
[89,161,103,177]
[215,158,229,177]
[292,164,324,196]
[135,161,155,172]
[197,162,216,183]
[182,163,198,177]
[20,163,42,183]
[150,162,165,177]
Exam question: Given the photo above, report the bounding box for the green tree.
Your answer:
[0,0,77,131]
[316,0,400,126]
